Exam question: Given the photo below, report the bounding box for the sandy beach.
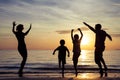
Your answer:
[0,72,120,80]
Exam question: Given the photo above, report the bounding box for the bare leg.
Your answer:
[18,56,27,77]
[101,57,108,77]
[97,62,103,77]
[59,59,61,68]
[73,60,78,77]
[62,63,65,78]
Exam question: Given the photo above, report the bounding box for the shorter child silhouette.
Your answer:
[53,39,70,78]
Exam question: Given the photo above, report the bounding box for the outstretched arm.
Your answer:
[71,29,74,40]
[83,22,96,33]
[12,21,16,34]
[78,28,83,40]
[106,33,112,41]
[53,48,57,55]
[24,24,32,35]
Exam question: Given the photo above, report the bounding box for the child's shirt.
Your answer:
[56,46,68,57]
[72,39,81,52]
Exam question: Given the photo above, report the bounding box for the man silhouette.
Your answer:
[83,22,112,77]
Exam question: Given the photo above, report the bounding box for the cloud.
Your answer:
[55,27,111,34]
[111,33,120,37]
[56,30,70,34]
[103,28,109,30]
[111,0,120,4]
[0,0,120,24]
[56,27,89,34]
[0,33,12,39]
[113,3,120,6]
[80,27,89,31]
[0,0,120,32]
[0,0,76,25]
[55,29,72,34]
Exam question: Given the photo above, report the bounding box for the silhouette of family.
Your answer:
[12,21,112,78]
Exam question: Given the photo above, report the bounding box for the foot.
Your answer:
[100,73,103,77]
[19,73,23,77]
[100,70,103,78]
[62,74,64,78]
[105,71,108,77]
[18,71,23,77]
[75,72,78,77]
[59,65,61,69]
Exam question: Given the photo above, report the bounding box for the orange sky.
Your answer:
[0,0,120,50]
[0,28,118,50]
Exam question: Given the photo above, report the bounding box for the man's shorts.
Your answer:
[94,47,105,64]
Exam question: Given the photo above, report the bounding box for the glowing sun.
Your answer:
[81,36,90,45]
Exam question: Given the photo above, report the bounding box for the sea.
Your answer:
[0,50,120,74]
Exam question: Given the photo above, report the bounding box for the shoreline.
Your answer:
[0,67,120,73]
[0,72,120,80]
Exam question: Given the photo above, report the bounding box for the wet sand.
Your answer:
[0,72,120,80]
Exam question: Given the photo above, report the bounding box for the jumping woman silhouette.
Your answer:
[12,21,31,77]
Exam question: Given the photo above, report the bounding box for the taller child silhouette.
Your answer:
[83,22,112,77]
[12,21,31,77]
[71,28,83,77]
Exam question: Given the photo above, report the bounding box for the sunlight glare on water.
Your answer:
[77,73,99,79]
[79,50,95,65]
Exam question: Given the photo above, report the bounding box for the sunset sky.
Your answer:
[0,0,120,50]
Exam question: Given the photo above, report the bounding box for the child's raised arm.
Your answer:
[78,28,83,40]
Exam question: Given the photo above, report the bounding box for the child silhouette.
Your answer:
[71,28,83,77]
[12,21,31,77]
[53,39,70,77]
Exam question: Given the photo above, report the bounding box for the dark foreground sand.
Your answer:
[0,73,120,80]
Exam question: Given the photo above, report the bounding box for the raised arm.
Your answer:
[71,29,74,40]
[12,21,16,34]
[24,24,32,35]
[78,28,83,40]
[83,22,96,33]
[106,33,112,41]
